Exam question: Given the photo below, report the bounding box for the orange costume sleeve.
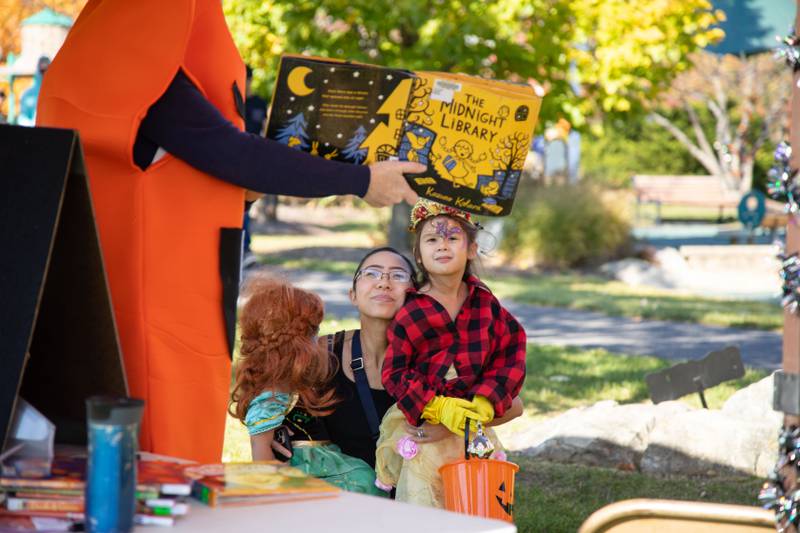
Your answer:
[37,0,247,462]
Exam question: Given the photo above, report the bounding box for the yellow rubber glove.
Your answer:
[421,396,479,435]
[471,395,495,424]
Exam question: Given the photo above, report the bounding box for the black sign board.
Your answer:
[0,125,126,448]
[645,346,744,407]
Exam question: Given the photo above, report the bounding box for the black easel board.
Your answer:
[0,125,126,448]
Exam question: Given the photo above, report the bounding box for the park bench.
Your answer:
[632,175,742,223]
[578,499,773,533]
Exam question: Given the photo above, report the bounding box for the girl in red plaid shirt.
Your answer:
[375,199,527,507]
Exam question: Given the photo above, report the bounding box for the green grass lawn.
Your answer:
[511,344,767,532]
[511,458,761,533]
[489,273,781,331]
[522,344,767,414]
[254,255,782,331]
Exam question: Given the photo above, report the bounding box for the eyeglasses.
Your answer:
[356,267,412,283]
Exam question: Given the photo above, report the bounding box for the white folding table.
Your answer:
[138,491,516,533]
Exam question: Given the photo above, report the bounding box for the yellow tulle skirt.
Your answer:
[375,404,504,508]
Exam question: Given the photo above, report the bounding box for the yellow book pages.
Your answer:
[398,71,542,216]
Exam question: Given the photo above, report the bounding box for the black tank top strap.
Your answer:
[331,330,346,361]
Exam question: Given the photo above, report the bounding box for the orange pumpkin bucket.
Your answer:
[438,421,519,522]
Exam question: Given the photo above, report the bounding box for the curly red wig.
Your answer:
[230,277,337,423]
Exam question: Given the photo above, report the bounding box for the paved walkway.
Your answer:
[257,267,782,371]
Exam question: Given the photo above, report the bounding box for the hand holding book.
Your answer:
[365,161,423,207]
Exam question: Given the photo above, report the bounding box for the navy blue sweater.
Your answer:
[133,70,369,198]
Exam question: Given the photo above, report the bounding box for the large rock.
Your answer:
[507,375,780,477]
[513,400,690,470]
[599,258,674,289]
[600,246,780,299]
[641,408,778,477]
[721,372,781,426]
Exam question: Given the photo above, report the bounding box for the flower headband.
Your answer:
[408,198,473,231]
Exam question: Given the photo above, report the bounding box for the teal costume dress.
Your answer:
[245,391,385,497]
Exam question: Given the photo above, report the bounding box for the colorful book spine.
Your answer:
[5,497,84,513]
[140,500,189,516]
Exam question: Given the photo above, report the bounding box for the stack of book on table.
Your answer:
[0,454,341,530]
[0,452,192,530]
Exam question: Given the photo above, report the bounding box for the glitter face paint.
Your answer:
[433,219,463,240]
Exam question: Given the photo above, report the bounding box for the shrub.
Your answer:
[501,182,631,268]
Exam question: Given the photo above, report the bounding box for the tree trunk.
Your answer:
[253,195,279,224]
[388,203,412,253]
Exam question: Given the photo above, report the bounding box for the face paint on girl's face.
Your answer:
[434,220,462,240]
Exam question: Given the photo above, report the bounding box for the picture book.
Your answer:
[397,71,542,216]
[266,55,415,166]
[184,462,339,507]
[137,459,192,496]
[266,55,544,216]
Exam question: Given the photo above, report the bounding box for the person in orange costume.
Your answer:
[36,0,422,462]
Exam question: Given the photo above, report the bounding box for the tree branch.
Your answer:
[684,102,715,162]
[649,112,722,176]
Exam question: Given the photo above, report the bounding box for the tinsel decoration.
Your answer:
[778,247,800,314]
[776,32,800,72]
[768,142,800,215]
[466,421,495,459]
[761,427,800,531]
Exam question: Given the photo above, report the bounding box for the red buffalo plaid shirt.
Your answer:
[382,275,527,425]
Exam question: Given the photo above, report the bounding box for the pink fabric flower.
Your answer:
[396,436,418,459]
[493,450,507,462]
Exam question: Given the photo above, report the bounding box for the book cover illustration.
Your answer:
[266,55,414,166]
[137,460,191,496]
[399,72,542,216]
[184,462,339,507]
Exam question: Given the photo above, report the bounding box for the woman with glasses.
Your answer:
[271,247,523,493]
[271,247,422,470]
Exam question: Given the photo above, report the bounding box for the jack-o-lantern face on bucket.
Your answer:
[495,481,513,517]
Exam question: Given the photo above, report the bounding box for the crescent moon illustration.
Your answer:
[286,66,314,97]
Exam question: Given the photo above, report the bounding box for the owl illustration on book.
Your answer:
[431,137,487,188]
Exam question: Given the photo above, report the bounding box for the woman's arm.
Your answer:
[250,429,276,461]
[136,70,370,197]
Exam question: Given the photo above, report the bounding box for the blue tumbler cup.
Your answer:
[85,397,144,533]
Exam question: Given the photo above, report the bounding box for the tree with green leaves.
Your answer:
[223,0,724,243]
[225,0,723,127]
[648,51,789,193]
